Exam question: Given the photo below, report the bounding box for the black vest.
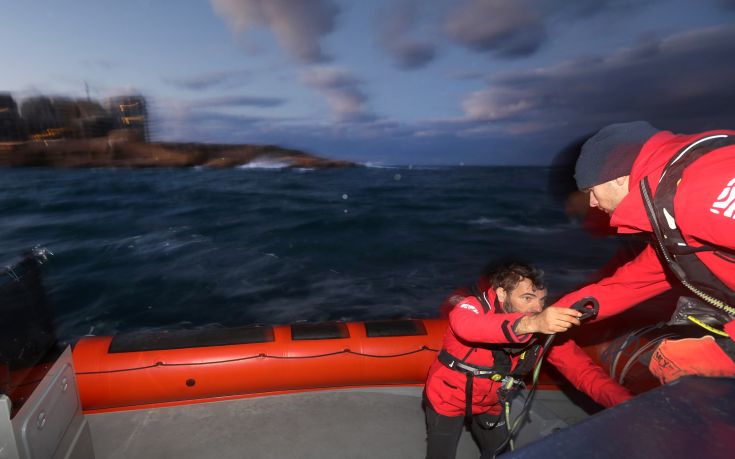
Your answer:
[640,134,735,318]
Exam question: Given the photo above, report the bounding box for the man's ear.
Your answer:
[615,175,630,189]
[495,287,506,304]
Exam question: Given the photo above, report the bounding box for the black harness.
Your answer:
[640,134,735,323]
[438,282,542,422]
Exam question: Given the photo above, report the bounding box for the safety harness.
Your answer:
[640,134,735,335]
[437,282,541,423]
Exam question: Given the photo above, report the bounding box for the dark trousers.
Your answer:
[424,398,508,459]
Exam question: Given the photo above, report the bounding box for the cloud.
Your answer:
[460,24,735,137]
[444,0,546,57]
[190,95,285,109]
[375,1,438,70]
[152,95,288,143]
[79,59,116,70]
[447,70,487,80]
[549,0,655,18]
[210,0,339,64]
[301,66,375,122]
[163,70,251,91]
[715,0,735,10]
[443,0,658,59]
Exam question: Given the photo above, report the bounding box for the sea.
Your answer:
[0,165,625,345]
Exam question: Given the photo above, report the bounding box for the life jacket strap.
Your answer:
[438,350,506,424]
[438,350,506,379]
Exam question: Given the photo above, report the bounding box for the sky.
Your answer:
[1,0,734,165]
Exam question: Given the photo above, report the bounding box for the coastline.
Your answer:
[0,138,357,169]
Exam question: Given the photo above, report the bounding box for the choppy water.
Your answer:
[0,166,623,343]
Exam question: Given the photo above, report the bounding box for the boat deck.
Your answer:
[86,386,591,459]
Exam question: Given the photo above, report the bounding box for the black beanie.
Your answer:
[574,121,658,190]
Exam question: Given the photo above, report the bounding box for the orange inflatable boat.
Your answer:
[73,319,446,412]
[73,311,665,413]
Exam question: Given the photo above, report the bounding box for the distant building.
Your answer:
[106,95,149,142]
[70,98,113,139]
[0,93,25,141]
[4,92,148,142]
[18,96,116,140]
[20,96,63,139]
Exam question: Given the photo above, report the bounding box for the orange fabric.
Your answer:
[649,336,735,384]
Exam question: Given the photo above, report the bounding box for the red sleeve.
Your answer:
[449,296,533,345]
[552,245,672,320]
[546,339,633,408]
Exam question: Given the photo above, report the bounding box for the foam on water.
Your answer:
[237,159,292,169]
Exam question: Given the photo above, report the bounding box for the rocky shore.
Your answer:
[0,138,357,169]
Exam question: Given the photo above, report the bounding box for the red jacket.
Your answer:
[555,130,735,341]
[425,289,632,417]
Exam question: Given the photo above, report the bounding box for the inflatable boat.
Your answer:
[2,250,733,459]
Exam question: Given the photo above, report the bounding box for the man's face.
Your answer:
[588,176,630,214]
[497,278,547,314]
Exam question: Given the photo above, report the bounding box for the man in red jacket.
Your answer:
[424,262,632,459]
[553,121,735,384]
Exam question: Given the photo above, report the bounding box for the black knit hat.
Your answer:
[574,121,658,190]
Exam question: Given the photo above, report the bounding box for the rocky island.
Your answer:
[0,93,356,169]
[0,138,357,169]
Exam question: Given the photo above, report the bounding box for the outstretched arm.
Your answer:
[551,245,672,320]
[449,297,532,345]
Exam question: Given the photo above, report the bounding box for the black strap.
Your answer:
[716,337,735,364]
[640,134,735,310]
[509,344,543,377]
[465,372,474,422]
[437,350,504,378]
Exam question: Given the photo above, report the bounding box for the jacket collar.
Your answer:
[609,131,680,234]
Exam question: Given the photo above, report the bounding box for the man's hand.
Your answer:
[514,307,582,335]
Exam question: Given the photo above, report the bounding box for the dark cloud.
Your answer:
[549,0,656,18]
[301,66,375,122]
[210,0,339,64]
[443,0,658,59]
[461,24,735,140]
[448,70,487,80]
[163,70,251,91]
[376,1,438,70]
[444,0,546,57]
[716,0,735,10]
[192,95,285,108]
[79,59,116,70]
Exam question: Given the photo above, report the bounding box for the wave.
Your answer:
[468,216,574,233]
[237,160,292,169]
[361,162,401,169]
[1,166,623,343]
[361,162,450,170]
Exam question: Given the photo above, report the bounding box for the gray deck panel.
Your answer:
[87,387,480,459]
[87,387,591,459]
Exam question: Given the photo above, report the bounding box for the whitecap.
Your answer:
[468,217,505,226]
[238,159,292,169]
[361,162,400,169]
[469,217,573,233]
